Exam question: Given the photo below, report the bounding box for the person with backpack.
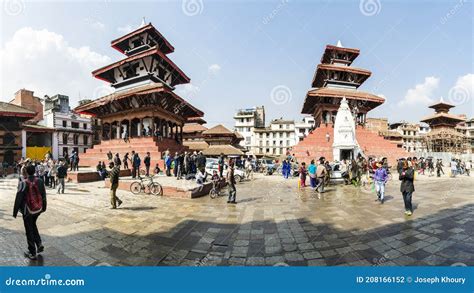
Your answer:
[13,164,47,260]
[109,162,122,209]
[56,161,67,194]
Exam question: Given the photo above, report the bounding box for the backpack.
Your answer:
[25,178,43,214]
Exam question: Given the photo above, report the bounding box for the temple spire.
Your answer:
[336,40,343,48]
[140,17,146,28]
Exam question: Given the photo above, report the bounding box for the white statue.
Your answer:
[332,97,359,161]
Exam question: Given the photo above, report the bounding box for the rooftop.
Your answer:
[0,101,36,118]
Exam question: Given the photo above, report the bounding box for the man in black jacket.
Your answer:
[399,159,415,216]
[144,152,151,176]
[13,164,47,260]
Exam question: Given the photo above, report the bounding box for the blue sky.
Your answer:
[1,0,472,128]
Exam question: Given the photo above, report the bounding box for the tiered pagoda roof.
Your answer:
[302,41,384,116]
[421,98,465,128]
[75,22,203,120]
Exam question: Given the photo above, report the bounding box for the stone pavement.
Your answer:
[0,173,473,266]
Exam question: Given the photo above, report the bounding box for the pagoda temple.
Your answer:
[75,22,204,168]
[293,41,408,164]
[420,98,467,153]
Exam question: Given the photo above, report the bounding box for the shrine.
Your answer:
[75,22,204,168]
[293,41,408,164]
[420,98,468,153]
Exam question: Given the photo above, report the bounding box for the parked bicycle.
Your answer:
[130,175,163,196]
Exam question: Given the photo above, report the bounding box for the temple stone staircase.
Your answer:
[79,137,188,169]
[292,125,408,166]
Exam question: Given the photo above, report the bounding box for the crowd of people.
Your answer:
[6,145,473,261]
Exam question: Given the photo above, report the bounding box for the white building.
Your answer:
[295,116,315,142]
[42,94,93,158]
[253,119,297,156]
[233,106,265,150]
[388,121,427,152]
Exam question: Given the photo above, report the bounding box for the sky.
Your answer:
[1,0,473,129]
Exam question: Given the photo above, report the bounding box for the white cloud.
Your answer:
[175,83,200,98]
[117,24,134,34]
[208,64,221,75]
[0,27,111,106]
[83,18,105,31]
[398,76,439,107]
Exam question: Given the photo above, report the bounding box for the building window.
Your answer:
[83,135,88,145]
[62,133,68,144]
[83,123,87,129]
[62,120,67,127]
[279,125,283,129]
[71,122,79,129]
[73,134,79,145]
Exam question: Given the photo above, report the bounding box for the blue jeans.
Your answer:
[375,181,385,200]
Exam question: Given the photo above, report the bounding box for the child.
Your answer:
[154,163,161,175]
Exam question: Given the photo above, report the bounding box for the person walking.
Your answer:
[299,162,307,188]
[109,162,122,209]
[123,153,130,170]
[144,152,151,177]
[165,153,172,176]
[48,160,57,189]
[399,160,415,216]
[218,153,225,178]
[315,159,327,193]
[450,159,457,177]
[56,161,67,194]
[131,151,141,178]
[308,160,317,189]
[373,162,388,204]
[465,160,472,176]
[69,152,76,171]
[13,164,47,260]
[227,159,237,204]
[113,153,122,169]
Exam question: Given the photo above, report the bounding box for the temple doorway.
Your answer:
[340,149,353,161]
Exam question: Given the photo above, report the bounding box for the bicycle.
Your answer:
[210,178,225,199]
[130,175,163,196]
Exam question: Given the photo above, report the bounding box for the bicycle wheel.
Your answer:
[130,182,142,194]
[210,188,218,199]
[150,182,163,196]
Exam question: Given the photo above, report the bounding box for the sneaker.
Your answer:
[404,210,409,215]
[24,251,37,260]
[407,211,412,216]
[37,245,44,253]
[380,198,384,204]
[117,200,123,207]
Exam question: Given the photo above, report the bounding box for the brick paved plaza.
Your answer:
[0,174,473,266]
